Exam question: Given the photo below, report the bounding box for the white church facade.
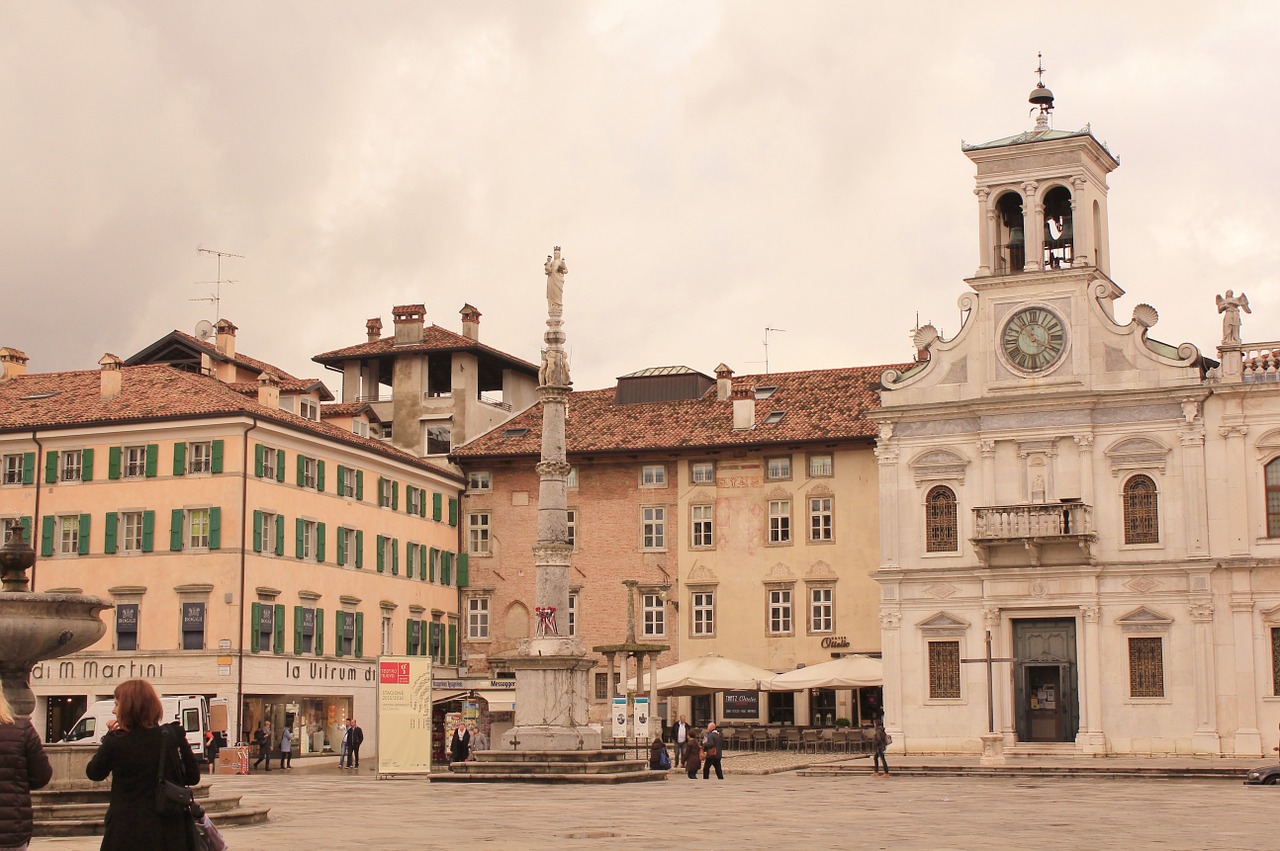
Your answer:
[872,81,1280,757]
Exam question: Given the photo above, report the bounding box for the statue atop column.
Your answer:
[545,246,568,318]
[1217,290,1250,345]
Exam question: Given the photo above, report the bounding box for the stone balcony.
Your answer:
[1214,341,1280,385]
[971,503,1097,566]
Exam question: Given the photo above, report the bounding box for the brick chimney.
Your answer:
[215,319,237,360]
[460,304,482,341]
[714,363,734,402]
[732,385,755,430]
[0,347,29,382]
[391,304,425,345]
[366,317,383,343]
[257,371,281,409]
[99,353,123,399]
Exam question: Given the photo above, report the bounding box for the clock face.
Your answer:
[1001,307,1066,372]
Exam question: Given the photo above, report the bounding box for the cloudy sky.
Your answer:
[3,1,1278,393]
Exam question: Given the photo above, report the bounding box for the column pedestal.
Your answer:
[979,733,1006,766]
[498,637,601,751]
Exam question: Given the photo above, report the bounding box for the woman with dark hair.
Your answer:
[86,679,200,850]
[0,688,53,851]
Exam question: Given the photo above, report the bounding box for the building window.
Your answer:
[642,506,665,550]
[116,603,139,651]
[256,604,275,653]
[301,520,317,560]
[690,461,715,484]
[261,512,280,555]
[468,471,492,491]
[768,499,791,544]
[261,447,278,481]
[1123,474,1159,544]
[187,508,211,550]
[468,597,490,639]
[566,466,579,489]
[381,615,394,655]
[340,468,357,499]
[406,486,422,515]
[61,450,83,482]
[925,485,958,552]
[642,593,665,637]
[766,456,791,481]
[809,587,833,633]
[123,445,147,478]
[768,589,792,634]
[2,519,25,545]
[182,602,205,650]
[808,497,833,542]
[59,514,81,555]
[566,509,577,550]
[468,513,491,555]
[594,672,621,701]
[352,420,370,438]
[121,511,144,553]
[299,398,320,421]
[426,424,451,455]
[379,535,394,572]
[1128,637,1165,698]
[808,454,833,478]
[338,526,356,566]
[568,593,578,637]
[691,504,714,548]
[301,457,318,490]
[1268,459,1280,538]
[188,441,212,474]
[300,607,316,654]
[691,591,715,636]
[379,477,394,507]
[640,464,667,488]
[338,611,356,657]
[928,640,961,699]
[2,455,22,485]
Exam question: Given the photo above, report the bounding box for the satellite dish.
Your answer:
[194,320,216,342]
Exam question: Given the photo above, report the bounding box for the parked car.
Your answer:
[1243,765,1280,785]
[55,695,214,760]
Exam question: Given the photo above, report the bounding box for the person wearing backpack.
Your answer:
[649,737,670,771]
[872,720,891,776]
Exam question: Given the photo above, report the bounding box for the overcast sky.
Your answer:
[3,1,1278,394]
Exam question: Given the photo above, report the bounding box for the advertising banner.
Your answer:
[633,696,649,738]
[722,690,760,719]
[376,655,433,776]
[611,697,628,739]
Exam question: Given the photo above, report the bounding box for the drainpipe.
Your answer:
[29,430,44,590]
[235,418,259,743]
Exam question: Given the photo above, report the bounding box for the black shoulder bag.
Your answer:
[155,725,200,817]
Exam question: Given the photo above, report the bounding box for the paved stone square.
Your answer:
[39,755,1280,850]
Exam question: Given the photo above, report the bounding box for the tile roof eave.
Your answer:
[451,432,880,462]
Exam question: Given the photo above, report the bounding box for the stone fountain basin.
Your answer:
[0,593,111,665]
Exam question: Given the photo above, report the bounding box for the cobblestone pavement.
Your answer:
[41,755,1280,850]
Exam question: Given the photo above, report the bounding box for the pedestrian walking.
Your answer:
[338,720,349,767]
[252,723,271,771]
[872,720,891,776]
[0,688,53,851]
[344,719,364,769]
[449,724,470,764]
[701,722,724,780]
[670,714,690,767]
[279,725,293,769]
[683,729,702,780]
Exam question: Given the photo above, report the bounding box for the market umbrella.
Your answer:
[760,654,883,691]
[626,652,778,696]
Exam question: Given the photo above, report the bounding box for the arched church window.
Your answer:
[925,485,958,552]
[1123,474,1159,544]
[1042,185,1074,270]
[995,192,1025,275]
[1265,458,1280,538]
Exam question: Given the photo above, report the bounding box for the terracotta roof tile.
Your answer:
[226,378,334,399]
[312,326,538,374]
[322,401,381,421]
[169,331,303,381]
[452,364,908,459]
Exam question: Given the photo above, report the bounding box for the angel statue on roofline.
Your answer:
[1217,290,1250,345]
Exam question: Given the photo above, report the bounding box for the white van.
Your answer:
[60,695,211,760]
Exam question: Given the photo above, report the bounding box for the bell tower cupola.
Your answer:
[963,56,1119,279]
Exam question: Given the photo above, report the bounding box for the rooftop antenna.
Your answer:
[1028,52,1055,131]
[192,246,244,320]
[762,327,785,374]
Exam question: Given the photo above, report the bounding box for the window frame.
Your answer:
[691,590,715,637]
[1122,473,1160,545]
[641,505,666,551]
[642,592,665,638]
[467,596,491,640]
[58,514,80,555]
[807,453,834,478]
[261,511,280,556]
[187,441,213,475]
[690,461,715,485]
[808,496,834,543]
[468,512,491,555]
[566,508,577,550]
[261,447,279,481]
[301,457,318,490]
[1267,457,1280,538]
[123,445,147,479]
[690,503,714,549]
[925,485,959,553]
[808,585,833,634]
[61,450,83,482]
[120,510,145,553]
[301,519,318,561]
[767,587,793,635]
[467,471,492,492]
[765,456,792,481]
[2,454,22,486]
[1127,635,1165,699]
[927,639,962,700]
[768,499,792,544]
[187,508,211,550]
[425,423,452,456]
[639,464,667,488]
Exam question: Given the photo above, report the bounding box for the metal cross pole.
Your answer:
[960,630,1014,734]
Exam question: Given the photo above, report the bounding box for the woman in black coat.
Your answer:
[0,689,53,850]
[449,725,471,764]
[86,679,200,851]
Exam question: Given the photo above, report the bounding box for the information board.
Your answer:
[376,656,433,776]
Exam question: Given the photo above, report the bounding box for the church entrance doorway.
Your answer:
[1012,618,1078,743]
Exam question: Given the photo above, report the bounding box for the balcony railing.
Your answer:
[971,503,1095,565]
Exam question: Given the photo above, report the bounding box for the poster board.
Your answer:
[633,697,649,739]
[612,697,628,738]
[376,656,433,776]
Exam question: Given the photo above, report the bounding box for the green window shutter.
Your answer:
[77,514,91,555]
[208,507,221,550]
[432,491,442,521]
[22,452,35,485]
[250,602,261,653]
[104,512,118,554]
[295,519,304,559]
[80,448,94,482]
[108,446,121,480]
[40,516,55,556]
[170,509,184,551]
[422,620,431,656]
[420,544,429,580]
[296,454,305,487]
[275,515,285,556]
[316,522,326,563]
[19,516,32,548]
[419,492,427,518]
[355,530,363,568]
[429,547,438,583]
[336,527,347,566]
[141,511,155,553]
[172,442,186,476]
[355,470,364,501]
[316,460,326,492]
[335,612,345,658]
[405,540,414,577]
[447,622,457,665]
[45,451,58,484]
[392,538,399,576]
[276,451,286,483]
[392,481,399,511]
[377,477,386,507]
[443,552,453,586]
[337,466,346,495]
[211,440,224,473]
[315,608,325,656]
[145,444,158,477]
[253,510,264,553]
[293,606,304,655]
[254,444,264,478]
[448,497,458,527]
[457,553,469,588]
[273,604,285,653]
[406,620,414,652]
[354,612,364,659]
[376,535,385,573]
[429,622,441,657]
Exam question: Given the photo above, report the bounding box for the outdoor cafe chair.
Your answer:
[750,728,770,752]
[781,727,801,752]
[819,729,835,753]
[766,728,782,751]
[800,729,820,754]
[831,728,849,753]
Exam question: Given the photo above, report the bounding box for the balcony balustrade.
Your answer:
[971,502,1096,565]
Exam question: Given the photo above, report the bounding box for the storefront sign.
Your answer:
[31,659,166,682]
[182,603,205,630]
[116,604,138,633]
[612,697,628,738]
[722,690,760,719]
[432,678,516,691]
[821,636,850,649]
[376,656,433,776]
[283,661,374,682]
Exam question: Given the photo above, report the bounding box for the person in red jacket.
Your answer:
[0,689,54,851]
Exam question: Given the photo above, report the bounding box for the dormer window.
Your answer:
[299,398,320,421]
[762,411,786,425]
[754,387,778,399]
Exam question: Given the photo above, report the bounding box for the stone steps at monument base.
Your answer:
[449,757,653,776]
[798,764,1247,781]
[33,781,213,806]
[430,769,667,784]
[473,748,640,764]
[34,793,246,822]
[34,805,272,837]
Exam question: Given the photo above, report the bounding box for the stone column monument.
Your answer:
[499,246,602,751]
